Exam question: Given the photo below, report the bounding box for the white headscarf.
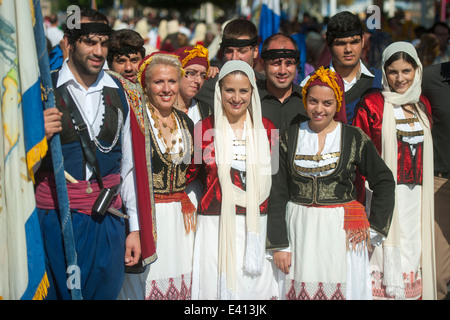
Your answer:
[214,60,272,299]
[380,42,436,299]
[381,41,423,105]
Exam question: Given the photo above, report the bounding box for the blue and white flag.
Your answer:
[0,0,49,300]
[258,0,281,44]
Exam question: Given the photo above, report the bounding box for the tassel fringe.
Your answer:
[26,137,48,183]
[382,246,406,300]
[346,228,371,252]
[342,201,371,252]
[218,274,236,300]
[180,194,197,234]
[243,232,263,276]
[32,272,50,300]
[154,192,197,234]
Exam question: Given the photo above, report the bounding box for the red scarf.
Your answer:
[130,106,157,266]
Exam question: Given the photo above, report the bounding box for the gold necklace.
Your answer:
[151,108,176,131]
[147,102,183,161]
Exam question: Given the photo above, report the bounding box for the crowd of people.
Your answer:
[36,7,450,300]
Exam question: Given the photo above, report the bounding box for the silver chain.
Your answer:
[68,86,123,153]
[92,108,122,153]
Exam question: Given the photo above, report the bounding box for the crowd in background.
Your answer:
[36,6,450,301]
[43,8,450,77]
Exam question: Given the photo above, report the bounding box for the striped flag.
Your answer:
[258,0,281,44]
[0,0,49,300]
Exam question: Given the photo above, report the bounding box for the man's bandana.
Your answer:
[67,22,112,41]
[219,36,258,51]
[261,49,300,62]
[325,30,362,45]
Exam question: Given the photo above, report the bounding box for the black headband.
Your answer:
[219,36,259,50]
[67,22,112,40]
[326,30,363,44]
[261,49,300,62]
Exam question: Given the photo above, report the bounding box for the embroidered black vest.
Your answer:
[40,71,129,181]
[150,108,194,194]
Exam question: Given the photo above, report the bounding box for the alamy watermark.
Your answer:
[66,265,81,291]
[66,5,81,30]
[366,5,382,30]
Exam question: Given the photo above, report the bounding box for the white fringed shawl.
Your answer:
[213,61,272,299]
[380,42,436,300]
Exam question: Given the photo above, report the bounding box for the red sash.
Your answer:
[35,173,122,215]
[154,192,196,234]
[306,200,370,251]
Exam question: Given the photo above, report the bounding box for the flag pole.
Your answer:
[32,0,82,300]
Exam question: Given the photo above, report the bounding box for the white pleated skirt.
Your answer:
[370,184,423,300]
[284,201,372,300]
[191,213,281,300]
[118,200,195,300]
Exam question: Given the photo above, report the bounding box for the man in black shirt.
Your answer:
[259,33,308,135]
[195,18,262,107]
[301,11,383,124]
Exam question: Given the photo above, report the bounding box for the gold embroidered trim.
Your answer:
[294,161,337,173]
[396,129,424,138]
[149,109,193,194]
[232,139,245,146]
[396,118,419,125]
[136,56,154,88]
[295,152,340,161]
[233,154,246,161]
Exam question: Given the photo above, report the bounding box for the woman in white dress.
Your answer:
[353,42,436,300]
[267,67,396,300]
[119,52,196,300]
[187,60,280,299]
